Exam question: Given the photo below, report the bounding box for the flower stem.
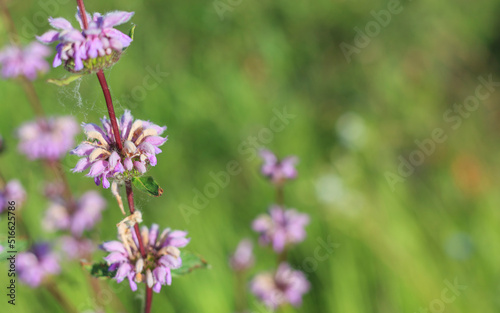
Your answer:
[46,281,79,313]
[96,70,123,151]
[125,180,147,257]
[0,0,19,44]
[276,185,284,206]
[76,0,89,29]
[145,286,153,313]
[20,76,45,117]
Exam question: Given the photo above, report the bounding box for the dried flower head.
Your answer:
[37,9,134,73]
[259,150,298,185]
[43,190,107,236]
[101,224,190,293]
[17,243,60,287]
[0,42,50,80]
[0,179,26,213]
[252,205,309,253]
[71,110,167,189]
[17,116,79,161]
[229,239,254,271]
[250,262,310,310]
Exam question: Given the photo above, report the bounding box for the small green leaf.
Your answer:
[47,74,83,86]
[0,238,28,262]
[132,176,163,197]
[171,251,209,277]
[84,262,117,279]
[129,24,136,41]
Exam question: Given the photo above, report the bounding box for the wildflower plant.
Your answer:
[229,149,311,312]
[0,0,208,312]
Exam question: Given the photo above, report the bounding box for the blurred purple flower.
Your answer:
[43,190,107,236]
[102,224,190,293]
[229,239,254,271]
[0,42,50,80]
[37,9,134,73]
[252,205,309,253]
[59,236,95,260]
[259,150,298,185]
[17,243,60,287]
[17,116,79,161]
[250,262,310,310]
[0,179,26,213]
[71,110,167,189]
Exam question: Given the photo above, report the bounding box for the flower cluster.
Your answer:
[71,110,167,188]
[17,116,79,161]
[229,239,254,271]
[17,243,60,287]
[102,224,189,293]
[252,205,309,253]
[0,42,50,80]
[250,262,310,310]
[0,179,26,213]
[37,10,134,73]
[259,149,298,186]
[43,190,107,236]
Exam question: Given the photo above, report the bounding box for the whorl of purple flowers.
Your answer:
[17,116,79,161]
[250,262,310,310]
[0,179,26,213]
[71,110,167,189]
[229,239,254,271]
[0,42,50,80]
[37,9,134,73]
[260,149,298,185]
[17,243,60,288]
[252,205,309,253]
[101,224,190,293]
[43,190,107,237]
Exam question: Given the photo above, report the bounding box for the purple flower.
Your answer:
[43,191,107,236]
[101,224,190,293]
[259,150,298,185]
[252,206,309,253]
[0,179,26,213]
[0,42,50,80]
[17,116,79,161]
[250,262,310,310]
[17,243,60,287]
[71,110,167,189]
[37,9,134,73]
[59,236,95,260]
[229,239,254,271]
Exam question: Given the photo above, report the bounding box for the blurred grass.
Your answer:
[2,0,500,312]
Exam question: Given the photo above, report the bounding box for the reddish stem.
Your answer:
[96,70,123,151]
[145,287,153,313]
[126,180,147,258]
[76,0,89,29]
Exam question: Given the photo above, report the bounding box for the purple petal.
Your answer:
[49,17,73,30]
[101,241,126,254]
[144,136,167,146]
[134,161,146,173]
[72,158,91,172]
[104,252,127,264]
[103,28,132,47]
[103,11,134,28]
[37,30,60,44]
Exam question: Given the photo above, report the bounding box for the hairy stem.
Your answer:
[76,0,89,29]
[145,286,153,313]
[96,70,123,151]
[125,180,147,257]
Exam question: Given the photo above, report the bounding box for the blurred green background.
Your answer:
[1,0,500,312]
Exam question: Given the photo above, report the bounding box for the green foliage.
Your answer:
[171,251,209,277]
[0,238,27,262]
[132,176,163,197]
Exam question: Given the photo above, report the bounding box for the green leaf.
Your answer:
[84,262,117,279]
[0,238,28,262]
[47,74,84,86]
[129,24,136,41]
[171,251,209,277]
[132,176,163,197]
